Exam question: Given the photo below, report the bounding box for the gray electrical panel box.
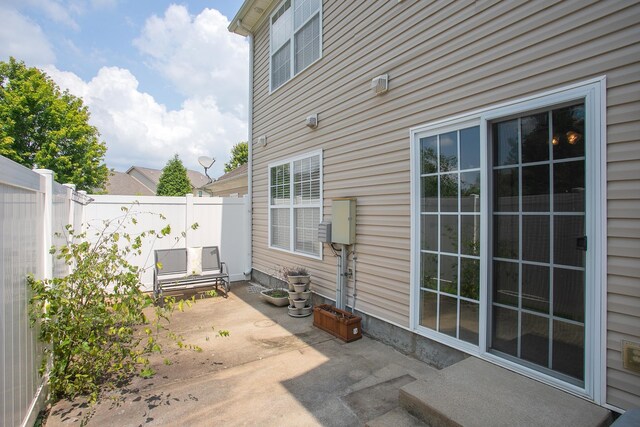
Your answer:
[318,221,332,243]
[332,198,356,244]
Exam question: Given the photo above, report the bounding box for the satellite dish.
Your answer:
[198,156,215,184]
[198,156,215,169]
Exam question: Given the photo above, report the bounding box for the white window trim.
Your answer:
[269,0,323,93]
[409,77,606,404]
[268,149,323,260]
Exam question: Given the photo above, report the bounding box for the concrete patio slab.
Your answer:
[44,282,437,426]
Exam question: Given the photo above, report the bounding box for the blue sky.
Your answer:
[0,0,248,177]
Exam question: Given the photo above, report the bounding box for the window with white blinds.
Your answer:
[269,151,322,257]
[270,0,322,91]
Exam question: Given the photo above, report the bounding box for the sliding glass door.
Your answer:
[489,103,586,385]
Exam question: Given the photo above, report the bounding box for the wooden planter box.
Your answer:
[313,304,362,342]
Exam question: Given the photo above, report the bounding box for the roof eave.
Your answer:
[228,0,257,36]
[228,0,272,36]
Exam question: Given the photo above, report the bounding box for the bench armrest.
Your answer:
[220,262,229,276]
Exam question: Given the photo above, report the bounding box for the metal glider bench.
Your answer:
[153,246,229,300]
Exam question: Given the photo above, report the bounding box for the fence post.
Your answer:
[78,191,87,232]
[63,184,76,275]
[36,169,54,280]
[185,193,194,247]
[63,184,75,238]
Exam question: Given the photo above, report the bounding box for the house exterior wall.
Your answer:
[206,175,248,197]
[247,0,640,410]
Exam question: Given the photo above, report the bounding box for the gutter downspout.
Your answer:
[243,32,254,277]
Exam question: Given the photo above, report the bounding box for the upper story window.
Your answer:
[270,0,322,91]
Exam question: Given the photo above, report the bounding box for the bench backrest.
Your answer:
[154,246,221,276]
[201,246,221,271]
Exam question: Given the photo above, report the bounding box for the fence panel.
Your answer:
[0,157,45,427]
[1,159,249,426]
[192,197,248,281]
[1,158,88,427]
[85,195,249,291]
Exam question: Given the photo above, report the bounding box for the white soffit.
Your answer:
[229,0,275,36]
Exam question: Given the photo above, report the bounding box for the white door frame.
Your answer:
[409,77,606,403]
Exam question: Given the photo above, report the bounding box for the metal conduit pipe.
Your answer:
[351,248,357,314]
[339,244,348,310]
[335,248,341,307]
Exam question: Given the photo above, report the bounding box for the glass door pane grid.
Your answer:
[492,301,585,327]
[419,126,481,345]
[490,106,586,383]
[547,110,555,373]
[494,211,584,216]
[492,156,585,171]
[492,258,585,272]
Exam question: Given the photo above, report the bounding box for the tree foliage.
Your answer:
[156,154,192,196]
[0,57,108,191]
[224,141,248,172]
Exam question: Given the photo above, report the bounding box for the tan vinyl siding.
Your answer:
[206,178,248,197]
[249,0,640,409]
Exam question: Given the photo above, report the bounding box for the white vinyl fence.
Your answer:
[84,195,249,291]
[0,157,88,427]
[1,154,249,427]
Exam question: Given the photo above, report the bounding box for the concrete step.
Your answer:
[366,407,429,427]
[342,374,418,424]
[399,357,612,427]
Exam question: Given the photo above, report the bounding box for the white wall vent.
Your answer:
[371,74,389,95]
[305,114,318,129]
[257,135,267,147]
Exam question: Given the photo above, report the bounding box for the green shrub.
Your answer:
[28,206,195,402]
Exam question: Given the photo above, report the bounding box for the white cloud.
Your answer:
[44,65,247,177]
[23,0,80,30]
[134,5,249,117]
[4,0,119,31]
[4,2,249,178]
[0,6,56,65]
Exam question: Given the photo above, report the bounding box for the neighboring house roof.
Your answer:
[215,163,248,183]
[204,163,248,197]
[104,166,211,196]
[125,166,210,190]
[105,171,154,196]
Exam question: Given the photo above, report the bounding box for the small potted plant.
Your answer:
[279,266,313,317]
[282,266,310,288]
[260,282,289,307]
[292,298,307,309]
